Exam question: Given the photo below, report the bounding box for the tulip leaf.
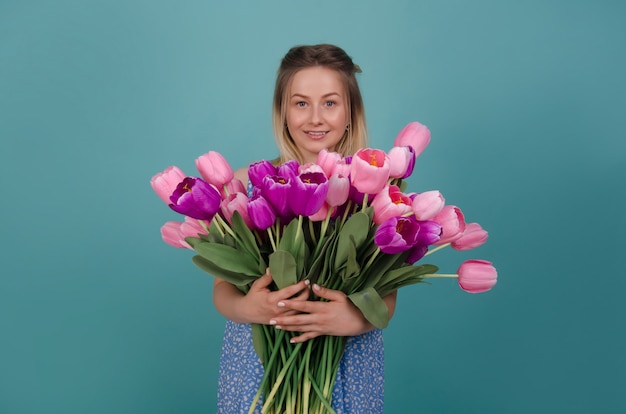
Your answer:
[269,249,298,289]
[334,212,370,270]
[191,255,256,288]
[376,264,438,297]
[206,220,225,243]
[342,235,360,281]
[231,211,261,261]
[193,242,260,276]
[185,236,202,249]
[348,287,389,329]
[251,323,266,363]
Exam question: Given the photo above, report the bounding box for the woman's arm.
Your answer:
[268,285,398,343]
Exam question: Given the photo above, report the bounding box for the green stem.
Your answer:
[424,242,450,256]
[261,342,303,412]
[422,273,458,278]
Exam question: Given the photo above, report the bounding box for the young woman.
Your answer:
[213,44,397,413]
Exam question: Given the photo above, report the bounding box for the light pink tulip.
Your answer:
[316,149,343,177]
[370,184,413,225]
[195,151,234,188]
[452,222,488,250]
[387,146,413,179]
[220,192,252,227]
[220,178,246,199]
[393,122,431,158]
[151,166,186,204]
[160,221,188,249]
[411,190,445,220]
[350,148,391,195]
[309,202,331,222]
[457,259,497,293]
[326,174,350,207]
[432,205,466,245]
[180,216,207,239]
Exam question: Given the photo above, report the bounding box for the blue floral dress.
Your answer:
[216,180,385,413]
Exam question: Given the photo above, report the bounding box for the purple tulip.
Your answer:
[374,216,421,254]
[387,146,416,179]
[260,175,293,219]
[248,160,277,188]
[289,171,329,216]
[415,220,443,245]
[247,194,277,230]
[277,160,300,180]
[406,243,428,264]
[169,177,221,220]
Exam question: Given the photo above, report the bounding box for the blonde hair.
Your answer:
[272,44,368,164]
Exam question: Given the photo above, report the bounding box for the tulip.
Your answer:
[169,177,221,220]
[411,190,445,220]
[457,259,497,293]
[179,216,208,239]
[151,166,186,204]
[248,194,277,230]
[325,174,350,207]
[432,205,466,245]
[452,222,488,250]
[406,243,428,264]
[160,221,187,248]
[309,202,331,222]
[350,148,391,195]
[289,171,329,216]
[220,177,246,199]
[260,175,293,219]
[415,220,443,245]
[277,160,300,180]
[316,149,343,177]
[195,151,234,188]
[220,192,252,227]
[248,160,277,187]
[393,121,430,158]
[299,162,325,175]
[387,146,416,179]
[370,184,413,225]
[374,216,420,254]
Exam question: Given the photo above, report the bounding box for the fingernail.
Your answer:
[304,280,310,286]
[289,338,295,343]
[269,319,276,325]
[277,301,285,307]
[275,325,282,330]
[313,284,320,291]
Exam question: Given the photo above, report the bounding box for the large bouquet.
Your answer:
[151,121,497,413]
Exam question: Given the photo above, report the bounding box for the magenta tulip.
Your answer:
[457,259,497,293]
[432,205,466,245]
[289,171,329,216]
[387,146,416,179]
[247,194,277,230]
[393,121,430,158]
[220,192,252,227]
[370,184,413,225]
[411,190,445,220]
[374,216,420,254]
[277,160,300,180]
[151,166,186,204]
[195,151,234,188]
[452,222,488,250]
[260,175,293,219]
[350,148,391,194]
[326,174,350,207]
[248,160,277,187]
[169,177,221,220]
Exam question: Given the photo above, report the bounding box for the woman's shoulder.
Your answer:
[234,166,249,185]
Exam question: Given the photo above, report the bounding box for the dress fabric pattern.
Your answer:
[216,180,384,413]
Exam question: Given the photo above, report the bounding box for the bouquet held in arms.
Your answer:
[151,121,497,413]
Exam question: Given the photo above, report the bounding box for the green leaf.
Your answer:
[348,287,389,329]
[376,264,439,297]
[184,236,202,249]
[206,219,225,243]
[191,255,256,287]
[342,235,360,281]
[231,211,261,261]
[193,242,260,276]
[251,323,265,363]
[334,211,371,270]
[269,249,298,289]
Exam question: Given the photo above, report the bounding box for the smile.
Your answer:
[305,131,328,140]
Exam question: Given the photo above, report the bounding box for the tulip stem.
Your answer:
[361,193,369,210]
[267,228,277,252]
[423,273,458,279]
[425,243,450,256]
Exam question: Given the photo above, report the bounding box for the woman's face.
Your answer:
[285,66,349,163]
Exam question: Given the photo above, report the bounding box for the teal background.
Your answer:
[1,0,624,413]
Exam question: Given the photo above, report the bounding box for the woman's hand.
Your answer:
[268,284,384,343]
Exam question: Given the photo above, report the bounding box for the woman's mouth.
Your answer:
[305,130,328,140]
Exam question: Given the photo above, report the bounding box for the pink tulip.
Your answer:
[316,149,343,177]
[151,166,186,204]
[452,222,488,251]
[195,151,234,188]
[350,148,390,195]
[309,202,331,222]
[179,216,207,239]
[299,162,325,175]
[220,192,252,227]
[387,146,415,179]
[220,177,246,199]
[411,190,445,220]
[326,174,350,207]
[432,205,466,245]
[160,221,187,248]
[393,122,431,158]
[370,184,413,225]
[457,259,497,293]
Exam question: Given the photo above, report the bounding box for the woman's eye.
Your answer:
[325,101,336,107]
[296,101,307,107]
